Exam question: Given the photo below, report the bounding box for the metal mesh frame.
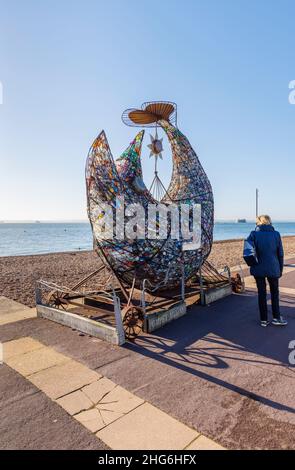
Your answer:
[86,107,214,293]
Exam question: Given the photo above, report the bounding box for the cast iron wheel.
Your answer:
[46,290,68,310]
[122,306,144,340]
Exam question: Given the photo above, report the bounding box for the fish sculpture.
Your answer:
[85,102,214,291]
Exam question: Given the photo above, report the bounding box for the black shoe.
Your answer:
[260,320,270,327]
[272,316,288,326]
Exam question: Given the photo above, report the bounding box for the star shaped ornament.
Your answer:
[148,133,163,159]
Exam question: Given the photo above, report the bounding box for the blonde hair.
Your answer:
[256,214,272,226]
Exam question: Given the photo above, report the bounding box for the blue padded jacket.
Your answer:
[247,225,284,278]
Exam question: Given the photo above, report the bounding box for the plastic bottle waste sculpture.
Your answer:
[86,102,214,292]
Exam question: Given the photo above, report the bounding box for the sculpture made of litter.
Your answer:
[86,102,214,292]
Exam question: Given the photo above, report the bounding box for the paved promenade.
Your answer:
[1,259,295,450]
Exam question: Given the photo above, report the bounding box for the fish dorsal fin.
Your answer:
[116,130,145,182]
[86,130,122,201]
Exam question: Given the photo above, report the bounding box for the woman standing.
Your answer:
[246,215,287,327]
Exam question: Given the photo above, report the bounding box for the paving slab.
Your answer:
[0,296,36,326]
[96,408,124,427]
[75,408,106,433]
[96,385,144,416]
[97,402,199,450]
[82,377,117,403]
[5,347,70,376]
[0,308,37,325]
[28,359,101,399]
[3,337,44,360]
[0,296,32,315]
[82,379,144,427]
[56,390,93,416]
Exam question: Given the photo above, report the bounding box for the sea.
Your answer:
[1,221,295,257]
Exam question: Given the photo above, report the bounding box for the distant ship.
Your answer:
[237,218,247,223]
[35,220,41,224]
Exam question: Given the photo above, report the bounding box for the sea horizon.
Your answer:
[2,219,295,224]
[1,220,295,257]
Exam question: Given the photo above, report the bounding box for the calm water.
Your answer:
[1,222,295,257]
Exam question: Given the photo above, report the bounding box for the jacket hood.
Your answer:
[256,224,275,232]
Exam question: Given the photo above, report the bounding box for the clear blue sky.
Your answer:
[0,0,294,221]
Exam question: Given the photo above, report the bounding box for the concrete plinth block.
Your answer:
[37,304,125,345]
[201,284,232,305]
[147,302,187,333]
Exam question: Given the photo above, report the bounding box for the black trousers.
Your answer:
[254,277,280,321]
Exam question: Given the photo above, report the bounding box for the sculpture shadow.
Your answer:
[125,289,295,414]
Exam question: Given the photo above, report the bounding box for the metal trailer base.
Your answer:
[35,261,233,344]
[36,280,232,344]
